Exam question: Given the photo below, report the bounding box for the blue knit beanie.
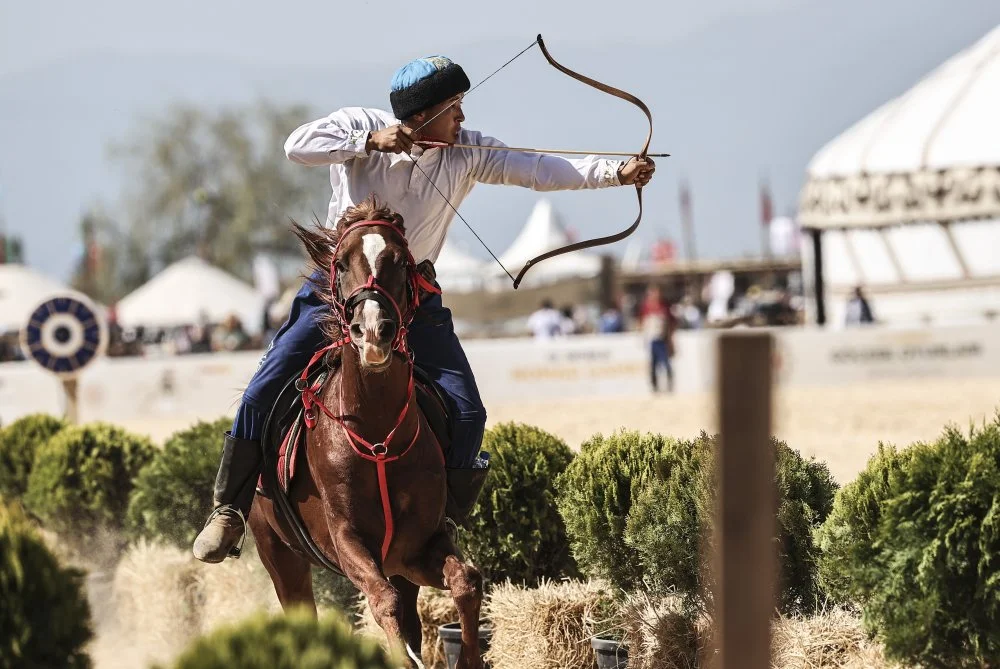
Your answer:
[389,56,470,120]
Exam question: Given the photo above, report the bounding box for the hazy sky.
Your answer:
[0,0,801,76]
[2,0,999,282]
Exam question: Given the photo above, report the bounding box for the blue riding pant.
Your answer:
[235,271,487,469]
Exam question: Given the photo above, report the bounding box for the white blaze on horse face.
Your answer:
[361,232,388,349]
[362,233,387,279]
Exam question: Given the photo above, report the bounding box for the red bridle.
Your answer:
[329,219,438,354]
[299,219,442,562]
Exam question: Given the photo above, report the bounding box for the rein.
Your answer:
[298,219,440,562]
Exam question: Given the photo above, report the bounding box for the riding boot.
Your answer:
[192,432,263,563]
[444,465,490,528]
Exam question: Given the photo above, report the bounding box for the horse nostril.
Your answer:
[350,323,364,339]
[377,319,397,342]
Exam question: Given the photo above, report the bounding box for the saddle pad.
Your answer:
[257,357,332,496]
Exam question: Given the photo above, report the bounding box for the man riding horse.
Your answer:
[193,53,656,563]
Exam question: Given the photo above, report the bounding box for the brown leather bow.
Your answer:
[512,34,653,288]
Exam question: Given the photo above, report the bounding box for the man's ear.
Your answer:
[407,111,425,126]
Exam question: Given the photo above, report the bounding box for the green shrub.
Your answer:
[558,430,838,614]
[556,430,667,592]
[127,418,229,548]
[0,498,92,669]
[464,422,579,584]
[622,435,713,609]
[814,443,914,606]
[0,413,67,500]
[773,441,838,612]
[159,607,398,669]
[846,417,1000,667]
[24,422,155,548]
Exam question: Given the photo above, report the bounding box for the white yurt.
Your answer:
[0,264,73,333]
[433,239,486,293]
[116,256,267,335]
[494,199,602,287]
[798,24,1000,327]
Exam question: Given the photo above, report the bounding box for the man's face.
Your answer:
[414,94,465,142]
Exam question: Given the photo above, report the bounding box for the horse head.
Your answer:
[294,195,419,371]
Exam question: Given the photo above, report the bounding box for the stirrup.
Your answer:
[445,516,460,541]
[204,504,249,559]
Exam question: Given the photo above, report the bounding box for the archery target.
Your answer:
[21,294,107,377]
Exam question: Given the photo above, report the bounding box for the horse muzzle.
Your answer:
[349,314,398,370]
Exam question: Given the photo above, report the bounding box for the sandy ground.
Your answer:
[116,377,1000,484]
[488,377,1000,483]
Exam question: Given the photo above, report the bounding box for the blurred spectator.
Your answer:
[639,285,676,393]
[527,299,562,339]
[558,305,577,336]
[845,286,876,326]
[213,314,251,352]
[678,295,703,329]
[0,333,24,362]
[598,305,625,333]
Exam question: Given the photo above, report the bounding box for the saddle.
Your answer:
[257,350,452,571]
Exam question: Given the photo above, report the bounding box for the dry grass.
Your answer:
[485,579,613,669]
[617,592,706,669]
[87,540,281,669]
[772,608,897,669]
[357,587,458,668]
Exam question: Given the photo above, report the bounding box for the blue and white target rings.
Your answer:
[21,294,107,376]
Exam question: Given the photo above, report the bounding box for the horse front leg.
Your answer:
[402,531,483,669]
[335,531,423,667]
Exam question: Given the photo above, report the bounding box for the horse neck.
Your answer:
[332,344,415,445]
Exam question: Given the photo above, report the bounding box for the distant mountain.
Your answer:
[1,0,997,280]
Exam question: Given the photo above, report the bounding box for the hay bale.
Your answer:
[617,592,706,669]
[771,608,895,669]
[485,579,612,669]
[357,587,458,668]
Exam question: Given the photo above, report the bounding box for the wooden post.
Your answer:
[62,377,79,424]
[711,332,775,669]
[810,229,826,325]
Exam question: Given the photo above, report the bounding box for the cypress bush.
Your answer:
[0,413,67,500]
[127,417,230,548]
[24,422,155,549]
[843,417,1000,667]
[814,443,915,606]
[159,608,398,669]
[556,430,667,592]
[0,498,92,669]
[558,430,837,614]
[464,422,579,585]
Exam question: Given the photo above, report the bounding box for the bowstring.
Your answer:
[413,38,539,135]
[410,38,541,283]
[410,158,515,283]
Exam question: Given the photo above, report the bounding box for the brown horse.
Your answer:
[248,196,483,669]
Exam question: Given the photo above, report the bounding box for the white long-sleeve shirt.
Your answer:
[284,107,625,264]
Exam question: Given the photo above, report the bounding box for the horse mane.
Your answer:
[291,195,406,342]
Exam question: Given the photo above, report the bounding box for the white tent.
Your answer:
[0,264,73,333]
[433,239,486,293]
[496,199,602,286]
[116,256,267,335]
[797,24,1000,327]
